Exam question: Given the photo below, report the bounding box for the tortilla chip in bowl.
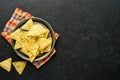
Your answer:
[10,17,55,62]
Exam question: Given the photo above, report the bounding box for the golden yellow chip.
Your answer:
[19,31,36,42]
[28,44,39,62]
[44,37,52,52]
[30,44,39,56]
[12,31,27,50]
[19,31,29,42]
[14,40,22,49]
[10,28,21,40]
[43,29,49,38]
[0,58,12,72]
[29,55,37,62]
[37,38,52,53]
[20,42,40,62]
[29,56,35,62]
[21,19,33,30]
[20,42,34,57]
[20,47,32,57]
[29,49,40,62]
[28,24,49,37]
[12,61,27,75]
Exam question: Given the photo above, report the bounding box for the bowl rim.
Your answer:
[11,17,56,62]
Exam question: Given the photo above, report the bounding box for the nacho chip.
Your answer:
[29,55,37,62]
[14,40,22,49]
[10,28,21,40]
[29,48,40,62]
[12,61,27,75]
[37,38,52,53]
[12,31,27,49]
[27,44,39,62]
[19,31,36,42]
[20,47,32,57]
[28,24,49,37]
[21,19,33,30]
[30,44,39,56]
[27,50,38,62]
[20,43,39,62]
[19,31,29,42]
[44,37,52,52]
[0,58,12,72]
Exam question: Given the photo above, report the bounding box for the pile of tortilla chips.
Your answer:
[10,19,52,62]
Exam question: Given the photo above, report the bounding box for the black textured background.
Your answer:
[0,0,120,80]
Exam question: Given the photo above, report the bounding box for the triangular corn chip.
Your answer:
[10,28,21,40]
[29,44,39,56]
[20,43,39,62]
[37,38,52,53]
[44,37,52,52]
[28,24,49,37]
[14,40,22,49]
[0,58,12,72]
[29,48,40,62]
[19,31,36,42]
[20,47,33,57]
[21,19,33,30]
[12,61,27,75]
[29,55,36,62]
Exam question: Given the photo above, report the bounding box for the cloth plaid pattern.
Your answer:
[1,8,59,69]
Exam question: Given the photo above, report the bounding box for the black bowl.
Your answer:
[11,17,56,61]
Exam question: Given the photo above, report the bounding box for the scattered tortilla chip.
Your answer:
[21,19,33,30]
[28,24,49,37]
[0,58,12,72]
[12,61,27,75]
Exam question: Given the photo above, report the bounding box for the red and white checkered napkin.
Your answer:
[1,8,60,69]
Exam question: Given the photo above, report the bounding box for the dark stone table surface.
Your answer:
[0,0,120,80]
